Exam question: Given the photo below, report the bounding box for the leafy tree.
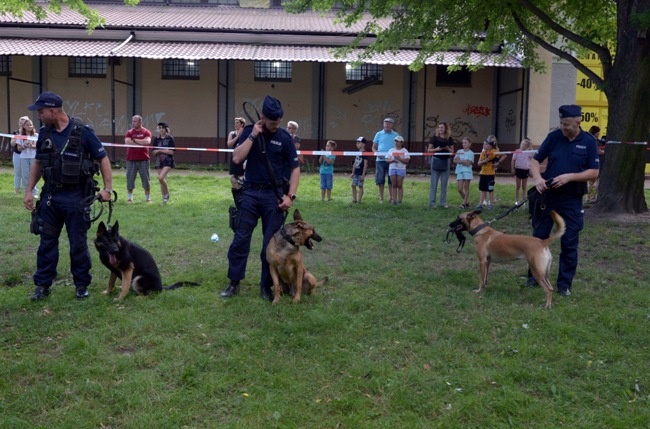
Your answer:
[289,0,649,214]
[1,0,139,31]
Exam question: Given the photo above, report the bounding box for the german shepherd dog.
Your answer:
[449,210,565,309]
[94,221,199,301]
[266,209,328,305]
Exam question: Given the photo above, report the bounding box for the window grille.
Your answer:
[69,57,107,77]
[254,61,292,82]
[0,56,11,76]
[345,63,383,83]
[162,59,201,80]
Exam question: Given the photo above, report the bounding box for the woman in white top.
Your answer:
[386,135,410,204]
[12,118,39,198]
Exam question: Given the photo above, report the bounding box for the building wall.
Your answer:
[2,55,531,169]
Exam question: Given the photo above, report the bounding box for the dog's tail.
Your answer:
[163,281,200,291]
[544,211,566,245]
[317,276,329,287]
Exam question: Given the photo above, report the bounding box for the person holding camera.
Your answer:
[23,92,113,301]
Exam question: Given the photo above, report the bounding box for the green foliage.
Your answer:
[287,0,618,76]
[1,169,650,427]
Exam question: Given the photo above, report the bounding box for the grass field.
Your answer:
[1,167,649,428]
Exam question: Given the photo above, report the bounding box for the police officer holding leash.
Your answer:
[527,104,599,297]
[220,96,300,301]
[24,92,113,301]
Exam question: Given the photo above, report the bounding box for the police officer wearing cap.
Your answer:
[24,91,113,301]
[221,95,301,301]
[528,104,599,297]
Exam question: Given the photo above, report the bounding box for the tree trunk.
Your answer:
[593,0,650,214]
[595,144,648,213]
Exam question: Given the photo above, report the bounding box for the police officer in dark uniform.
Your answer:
[24,92,113,301]
[528,104,599,296]
[220,96,301,301]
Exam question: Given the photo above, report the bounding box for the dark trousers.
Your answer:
[531,196,584,291]
[227,188,284,295]
[34,188,92,288]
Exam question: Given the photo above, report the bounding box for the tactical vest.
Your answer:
[36,118,99,187]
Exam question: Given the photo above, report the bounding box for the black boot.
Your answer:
[31,286,50,301]
[220,281,240,298]
[76,286,90,299]
[260,288,273,302]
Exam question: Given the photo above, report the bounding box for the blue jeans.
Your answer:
[429,167,450,206]
[34,187,92,288]
[227,188,285,295]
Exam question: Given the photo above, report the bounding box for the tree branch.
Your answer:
[512,12,605,88]
[517,0,612,68]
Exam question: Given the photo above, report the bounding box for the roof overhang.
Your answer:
[0,38,523,67]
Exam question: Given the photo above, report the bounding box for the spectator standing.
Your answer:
[319,140,336,201]
[220,95,300,301]
[476,135,502,210]
[287,120,304,166]
[125,115,152,203]
[386,135,410,204]
[586,125,602,203]
[427,122,454,208]
[372,118,399,204]
[527,105,599,297]
[227,117,246,206]
[16,118,39,199]
[511,137,534,203]
[351,136,368,203]
[453,137,474,208]
[10,116,28,194]
[23,91,113,301]
[152,121,176,204]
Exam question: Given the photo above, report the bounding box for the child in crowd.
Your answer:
[511,137,534,203]
[476,135,502,210]
[319,140,336,201]
[453,137,474,208]
[351,136,368,203]
[386,135,410,204]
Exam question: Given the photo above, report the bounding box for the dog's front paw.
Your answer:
[102,289,111,295]
[473,287,482,293]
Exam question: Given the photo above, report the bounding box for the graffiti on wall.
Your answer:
[424,115,478,141]
[504,109,517,134]
[64,99,166,139]
[462,104,491,117]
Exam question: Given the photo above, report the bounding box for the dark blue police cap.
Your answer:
[262,96,284,121]
[28,91,63,111]
[559,104,582,118]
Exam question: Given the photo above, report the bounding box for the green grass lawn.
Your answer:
[1,168,649,428]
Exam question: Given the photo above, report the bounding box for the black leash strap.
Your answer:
[81,190,118,224]
[487,177,555,224]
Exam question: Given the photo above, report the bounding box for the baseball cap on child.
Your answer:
[356,136,366,143]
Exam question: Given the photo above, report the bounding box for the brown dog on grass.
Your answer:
[450,210,565,309]
[266,209,328,305]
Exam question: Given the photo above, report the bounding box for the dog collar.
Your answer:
[280,226,298,247]
[469,223,489,236]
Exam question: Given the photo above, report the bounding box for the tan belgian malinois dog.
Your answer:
[266,209,328,305]
[450,210,565,309]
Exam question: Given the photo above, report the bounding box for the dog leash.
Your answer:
[484,178,555,225]
[81,190,118,224]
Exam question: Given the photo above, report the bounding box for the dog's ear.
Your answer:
[470,210,482,216]
[111,220,119,235]
[293,209,303,221]
[97,221,107,235]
